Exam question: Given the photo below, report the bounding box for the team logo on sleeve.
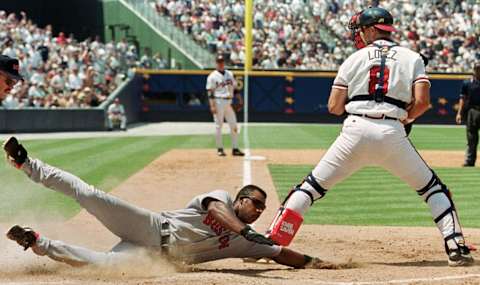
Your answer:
[203,213,230,249]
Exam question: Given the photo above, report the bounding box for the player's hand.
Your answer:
[240,225,274,246]
[210,106,216,114]
[456,113,462,124]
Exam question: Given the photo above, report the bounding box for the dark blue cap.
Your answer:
[0,55,23,80]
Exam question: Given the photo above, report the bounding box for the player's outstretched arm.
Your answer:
[272,247,312,268]
[272,247,349,269]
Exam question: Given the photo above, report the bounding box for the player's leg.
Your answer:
[107,115,113,130]
[34,238,142,267]
[269,116,367,245]
[465,109,479,166]
[381,135,473,266]
[224,101,243,155]
[11,226,146,267]
[214,99,226,155]
[120,115,127,130]
[3,137,163,246]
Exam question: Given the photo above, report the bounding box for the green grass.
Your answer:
[247,124,467,150]
[269,165,480,228]
[0,124,471,224]
[0,135,215,221]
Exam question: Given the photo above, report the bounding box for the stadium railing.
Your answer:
[120,0,214,68]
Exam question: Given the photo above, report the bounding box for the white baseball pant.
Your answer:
[285,115,465,242]
[213,98,239,149]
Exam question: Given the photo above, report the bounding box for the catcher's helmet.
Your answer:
[348,7,396,49]
[358,7,396,32]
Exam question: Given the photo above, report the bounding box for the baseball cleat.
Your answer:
[217,148,226,156]
[6,225,39,251]
[447,245,474,267]
[232,148,245,156]
[3,137,28,168]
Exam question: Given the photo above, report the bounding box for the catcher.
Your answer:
[4,137,329,269]
[264,7,474,267]
[206,55,244,157]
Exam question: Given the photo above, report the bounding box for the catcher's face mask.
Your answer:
[348,12,366,49]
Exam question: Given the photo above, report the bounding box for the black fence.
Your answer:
[0,77,139,133]
[0,109,105,133]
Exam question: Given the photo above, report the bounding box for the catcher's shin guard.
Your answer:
[417,171,472,265]
[267,173,327,246]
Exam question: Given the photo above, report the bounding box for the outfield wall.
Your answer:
[0,71,470,133]
[0,78,138,133]
[137,70,470,124]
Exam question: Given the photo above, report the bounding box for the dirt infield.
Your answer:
[1,149,479,285]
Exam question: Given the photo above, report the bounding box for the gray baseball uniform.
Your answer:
[22,158,281,266]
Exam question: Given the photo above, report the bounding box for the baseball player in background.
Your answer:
[3,137,328,269]
[206,55,244,157]
[267,7,474,266]
[0,55,23,101]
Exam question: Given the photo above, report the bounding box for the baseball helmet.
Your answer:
[348,7,396,49]
[358,7,396,32]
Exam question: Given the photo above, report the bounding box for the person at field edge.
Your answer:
[206,55,245,157]
[266,7,474,267]
[3,136,336,270]
[456,63,480,167]
[107,97,127,131]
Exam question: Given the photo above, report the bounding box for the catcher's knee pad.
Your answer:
[283,173,328,215]
[299,172,328,203]
[267,173,328,246]
[417,171,463,249]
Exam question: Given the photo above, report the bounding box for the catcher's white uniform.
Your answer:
[206,69,239,150]
[284,39,470,261]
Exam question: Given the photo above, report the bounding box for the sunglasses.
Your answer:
[241,196,266,210]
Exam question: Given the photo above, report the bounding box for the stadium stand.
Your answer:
[151,0,479,72]
[320,0,480,73]
[0,11,159,109]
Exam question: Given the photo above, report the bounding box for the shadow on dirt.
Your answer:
[374,260,478,267]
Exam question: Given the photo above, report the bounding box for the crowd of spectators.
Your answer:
[0,11,162,109]
[154,0,336,70]
[153,0,479,73]
[319,0,480,73]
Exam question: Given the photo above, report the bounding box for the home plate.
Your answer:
[245,155,266,161]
